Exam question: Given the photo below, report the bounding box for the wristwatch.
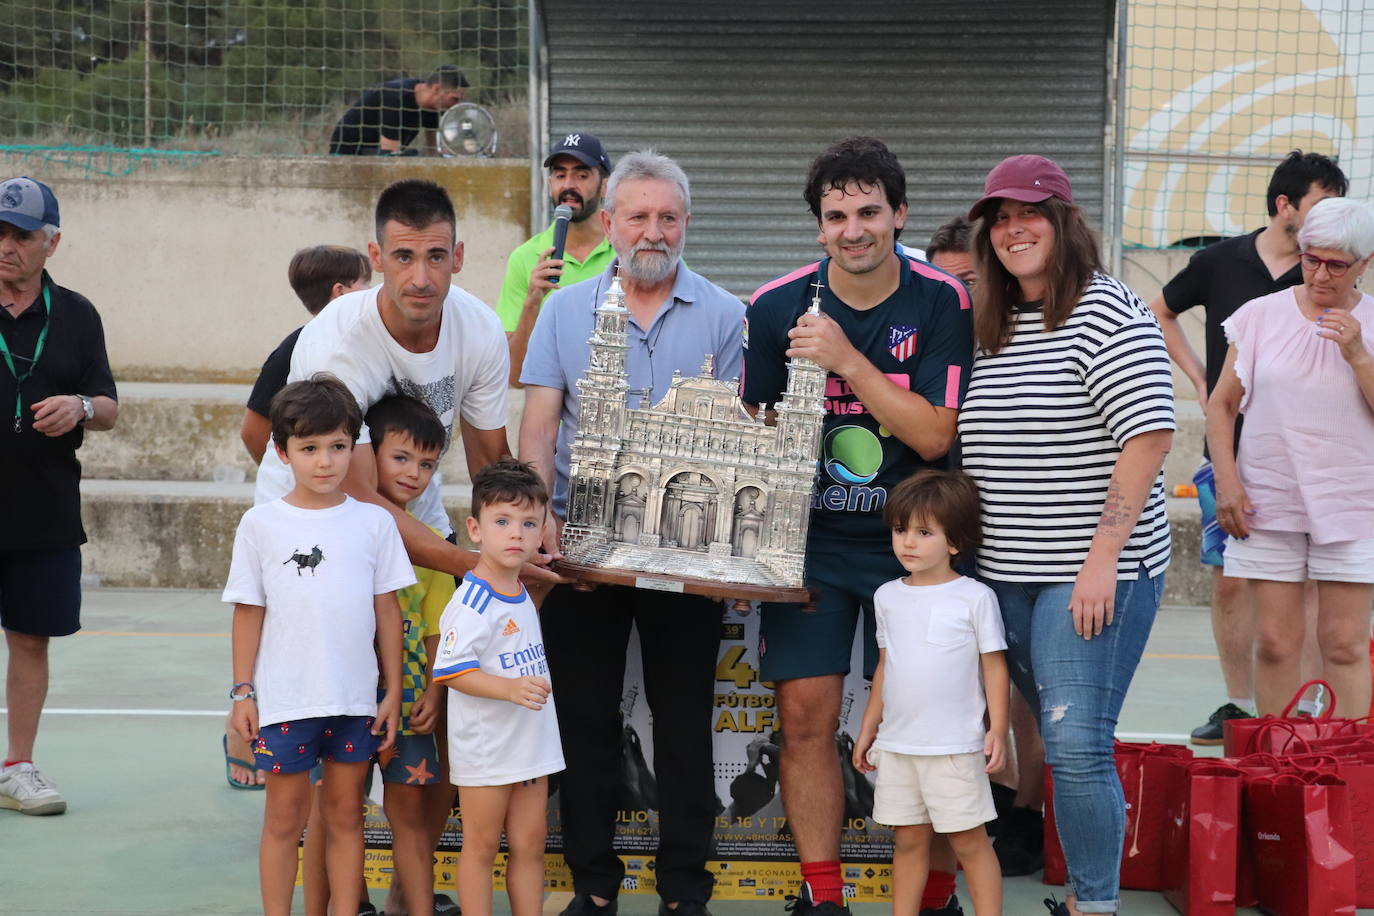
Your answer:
[76,395,95,423]
[229,682,256,701]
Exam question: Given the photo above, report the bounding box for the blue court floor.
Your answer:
[1,589,1367,915]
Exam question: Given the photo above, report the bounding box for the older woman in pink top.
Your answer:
[1207,196,1374,716]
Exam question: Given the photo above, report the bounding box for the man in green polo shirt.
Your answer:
[499,132,614,386]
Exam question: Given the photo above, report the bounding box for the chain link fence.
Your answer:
[1120,0,1374,248]
[0,0,529,157]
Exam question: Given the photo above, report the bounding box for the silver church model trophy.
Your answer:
[555,272,826,604]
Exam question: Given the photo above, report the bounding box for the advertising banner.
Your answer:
[354,610,895,901]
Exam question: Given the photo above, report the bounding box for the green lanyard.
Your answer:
[0,283,51,433]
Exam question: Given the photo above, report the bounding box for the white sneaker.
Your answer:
[0,762,67,815]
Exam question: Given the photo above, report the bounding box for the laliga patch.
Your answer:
[442,628,458,655]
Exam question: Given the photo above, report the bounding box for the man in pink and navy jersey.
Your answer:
[741,137,972,916]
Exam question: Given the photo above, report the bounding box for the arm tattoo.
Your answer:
[1098,480,1138,534]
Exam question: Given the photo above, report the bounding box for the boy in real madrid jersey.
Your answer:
[433,459,564,916]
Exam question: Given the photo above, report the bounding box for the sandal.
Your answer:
[223,734,265,790]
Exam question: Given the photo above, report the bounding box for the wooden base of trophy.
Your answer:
[552,560,813,612]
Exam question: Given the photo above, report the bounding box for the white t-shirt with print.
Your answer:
[252,284,510,535]
[432,572,565,786]
[873,574,1007,755]
[222,496,416,727]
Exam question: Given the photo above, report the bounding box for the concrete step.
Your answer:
[83,381,527,485]
[88,381,1204,489]
[78,480,1210,607]
[79,480,476,589]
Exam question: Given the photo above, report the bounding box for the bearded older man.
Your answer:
[519,150,744,916]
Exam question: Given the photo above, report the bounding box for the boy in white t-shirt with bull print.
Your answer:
[852,469,1009,916]
[224,373,413,916]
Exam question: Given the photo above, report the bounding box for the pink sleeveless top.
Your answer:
[1224,288,1374,544]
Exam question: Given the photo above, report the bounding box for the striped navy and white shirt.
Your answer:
[958,273,1175,582]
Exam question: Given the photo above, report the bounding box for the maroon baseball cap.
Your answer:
[968,155,1074,221]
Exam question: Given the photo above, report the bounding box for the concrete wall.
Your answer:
[2,152,529,382]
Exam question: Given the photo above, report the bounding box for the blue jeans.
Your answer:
[984,565,1163,914]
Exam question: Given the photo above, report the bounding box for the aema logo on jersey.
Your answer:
[824,426,882,485]
[816,425,888,513]
[888,325,918,362]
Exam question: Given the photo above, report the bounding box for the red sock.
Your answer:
[921,870,956,909]
[3,759,31,769]
[800,860,844,906]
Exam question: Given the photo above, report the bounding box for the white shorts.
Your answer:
[868,748,996,833]
[1223,528,1374,584]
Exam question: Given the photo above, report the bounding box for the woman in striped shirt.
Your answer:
[957,156,1175,916]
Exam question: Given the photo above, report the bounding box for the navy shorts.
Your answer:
[254,715,378,776]
[379,733,442,785]
[0,548,82,637]
[759,547,906,682]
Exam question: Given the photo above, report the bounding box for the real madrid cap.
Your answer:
[0,177,60,231]
[543,132,612,175]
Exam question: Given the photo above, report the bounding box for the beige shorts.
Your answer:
[1224,528,1374,583]
[869,748,996,833]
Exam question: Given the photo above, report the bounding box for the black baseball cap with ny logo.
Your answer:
[543,132,612,175]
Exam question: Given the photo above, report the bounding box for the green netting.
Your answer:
[1122,0,1374,248]
[0,0,528,157]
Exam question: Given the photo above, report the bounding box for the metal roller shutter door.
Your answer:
[541,0,1112,297]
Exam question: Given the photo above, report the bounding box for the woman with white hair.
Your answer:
[1207,195,1374,716]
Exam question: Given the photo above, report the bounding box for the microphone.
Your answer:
[549,204,573,284]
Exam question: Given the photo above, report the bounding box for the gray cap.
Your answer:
[0,177,60,231]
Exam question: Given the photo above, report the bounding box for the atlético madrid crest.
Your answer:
[888,326,918,362]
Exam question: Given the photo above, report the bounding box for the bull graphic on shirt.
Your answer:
[283,545,324,575]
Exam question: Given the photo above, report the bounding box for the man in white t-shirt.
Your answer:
[254,179,549,583]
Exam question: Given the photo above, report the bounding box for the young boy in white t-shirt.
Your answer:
[852,469,1009,916]
[433,459,564,916]
[224,373,413,916]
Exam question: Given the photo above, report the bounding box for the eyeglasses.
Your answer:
[1300,253,1355,277]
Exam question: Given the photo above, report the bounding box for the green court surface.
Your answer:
[1,590,1366,915]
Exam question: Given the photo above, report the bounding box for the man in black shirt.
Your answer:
[0,177,117,816]
[1148,151,1347,744]
[329,64,469,156]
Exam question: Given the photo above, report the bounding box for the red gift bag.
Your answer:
[1234,728,1374,906]
[1244,771,1356,916]
[1280,750,1374,907]
[1223,679,1374,756]
[1162,760,1243,916]
[1043,741,1192,889]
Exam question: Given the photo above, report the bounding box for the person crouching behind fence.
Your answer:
[852,470,1008,916]
[432,459,565,916]
[223,373,411,916]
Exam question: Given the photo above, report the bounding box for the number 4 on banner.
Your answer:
[715,645,758,689]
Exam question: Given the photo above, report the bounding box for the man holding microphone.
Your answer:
[498,132,614,386]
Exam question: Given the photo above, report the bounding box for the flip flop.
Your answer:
[223,734,265,790]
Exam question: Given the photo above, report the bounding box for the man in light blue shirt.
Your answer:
[519,150,742,916]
